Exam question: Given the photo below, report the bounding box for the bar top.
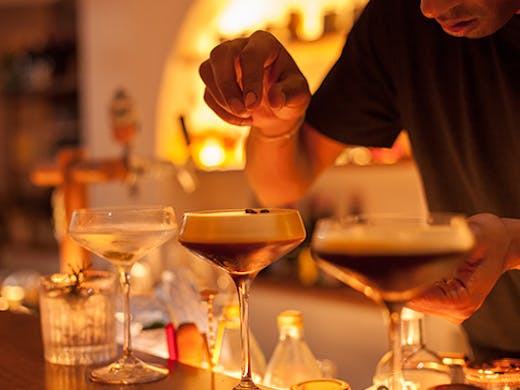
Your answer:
[0,311,265,389]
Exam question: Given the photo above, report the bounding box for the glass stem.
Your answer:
[118,266,133,358]
[386,301,405,390]
[233,275,256,389]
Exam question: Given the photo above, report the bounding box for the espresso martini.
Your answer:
[178,208,306,276]
[178,208,306,390]
[312,216,475,302]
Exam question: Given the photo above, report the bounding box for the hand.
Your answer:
[199,30,311,132]
[407,213,511,324]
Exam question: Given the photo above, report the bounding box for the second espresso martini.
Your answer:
[312,216,474,302]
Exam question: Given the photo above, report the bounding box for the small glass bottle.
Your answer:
[373,308,452,389]
[213,303,266,383]
[263,310,323,390]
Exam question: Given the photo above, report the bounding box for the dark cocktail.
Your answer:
[311,213,474,389]
[179,208,306,389]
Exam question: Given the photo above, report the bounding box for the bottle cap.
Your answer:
[277,310,303,329]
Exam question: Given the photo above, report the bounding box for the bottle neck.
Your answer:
[401,317,424,348]
[279,325,304,340]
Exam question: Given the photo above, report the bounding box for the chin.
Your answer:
[442,23,500,39]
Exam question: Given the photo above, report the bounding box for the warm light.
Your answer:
[1,285,25,304]
[349,147,372,165]
[335,149,351,165]
[233,140,245,166]
[131,261,153,295]
[0,297,9,311]
[299,3,324,41]
[217,0,267,36]
[156,0,369,170]
[195,32,216,59]
[198,138,226,168]
[190,101,230,132]
[132,262,149,278]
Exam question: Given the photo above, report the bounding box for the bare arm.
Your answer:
[199,30,344,206]
[246,120,344,206]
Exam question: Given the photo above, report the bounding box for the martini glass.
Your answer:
[68,206,177,384]
[311,213,474,390]
[178,208,306,389]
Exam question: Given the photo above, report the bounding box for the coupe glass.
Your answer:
[178,208,306,389]
[311,213,474,390]
[69,206,177,384]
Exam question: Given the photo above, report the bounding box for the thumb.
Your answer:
[267,73,310,120]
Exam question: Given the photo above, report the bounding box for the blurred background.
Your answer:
[0,1,469,389]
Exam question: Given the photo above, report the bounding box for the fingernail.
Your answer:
[245,92,257,108]
[229,98,245,114]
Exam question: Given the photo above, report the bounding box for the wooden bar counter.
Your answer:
[0,311,262,390]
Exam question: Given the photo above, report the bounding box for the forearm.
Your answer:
[245,118,313,206]
[502,217,520,270]
[245,118,343,206]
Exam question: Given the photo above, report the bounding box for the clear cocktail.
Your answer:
[69,206,177,384]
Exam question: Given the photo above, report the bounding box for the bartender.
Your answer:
[198,0,520,362]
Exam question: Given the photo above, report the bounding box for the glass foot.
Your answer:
[233,379,261,390]
[89,354,169,384]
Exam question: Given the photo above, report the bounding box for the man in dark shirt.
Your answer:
[199,0,520,361]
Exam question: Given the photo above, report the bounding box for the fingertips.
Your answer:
[228,98,246,115]
[205,39,251,116]
[244,91,257,110]
[203,90,253,126]
[239,31,278,110]
[267,86,286,109]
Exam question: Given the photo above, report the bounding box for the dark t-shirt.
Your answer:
[306,0,520,360]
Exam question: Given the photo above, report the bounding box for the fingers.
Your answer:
[200,33,272,116]
[238,31,283,110]
[203,89,252,126]
[407,279,472,324]
[199,38,249,115]
[199,30,309,124]
[407,214,512,325]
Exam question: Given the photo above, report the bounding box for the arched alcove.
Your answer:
[155,0,367,171]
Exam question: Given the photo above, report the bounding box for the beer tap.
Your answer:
[31,89,197,273]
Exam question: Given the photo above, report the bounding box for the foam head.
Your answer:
[179,208,306,243]
[312,215,475,255]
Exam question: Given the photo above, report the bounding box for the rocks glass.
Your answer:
[39,270,117,365]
